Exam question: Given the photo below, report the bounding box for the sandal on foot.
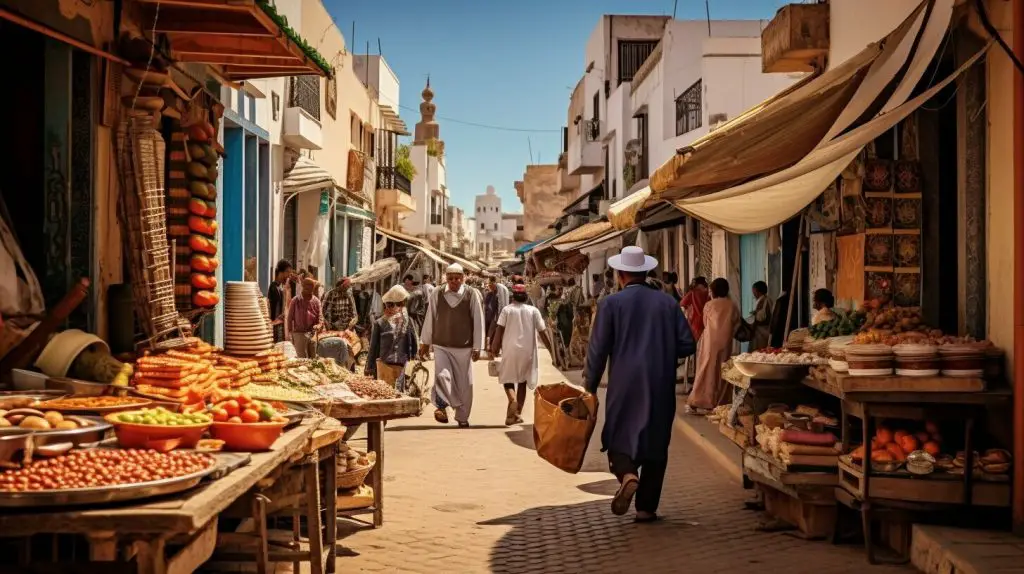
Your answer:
[611,474,639,516]
[457,421,470,428]
[634,511,659,523]
[434,409,449,424]
[505,401,518,426]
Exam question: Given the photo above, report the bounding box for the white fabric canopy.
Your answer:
[675,44,988,234]
[282,155,335,196]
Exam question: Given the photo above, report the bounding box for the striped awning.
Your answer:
[552,220,612,246]
[282,156,335,196]
[376,227,448,266]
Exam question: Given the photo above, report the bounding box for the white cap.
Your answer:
[608,246,658,273]
[445,263,465,275]
[382,284,410,304]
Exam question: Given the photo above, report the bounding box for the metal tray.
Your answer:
[30,397,153,414]
[0,454,217,508]
[0,392,67,411]
[0,415,110,441]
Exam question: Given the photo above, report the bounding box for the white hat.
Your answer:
[382,284,410,304]
[608,246,658,273]
[445,263,464,275]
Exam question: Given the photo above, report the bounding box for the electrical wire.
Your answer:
[374,85,561,133]
[974,0,1024,75]
[130,0,160,112]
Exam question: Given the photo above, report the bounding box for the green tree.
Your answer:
[395,144,416,180]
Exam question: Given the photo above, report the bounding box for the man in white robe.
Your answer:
[419,263,485,427]
[490,284,552,426]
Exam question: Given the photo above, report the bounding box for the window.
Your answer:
[325,71,337,120]
[637,113,649,180]
[493,223,498,230]
[618,41,658,84]
[676,80,702,136]
[480,223,485,230]
[288,75,320,121]
[271,92,280,121]
[592,91,600,123]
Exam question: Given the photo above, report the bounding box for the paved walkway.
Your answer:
[334,352,909,574]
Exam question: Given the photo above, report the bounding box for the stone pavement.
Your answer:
[333,351,911,574]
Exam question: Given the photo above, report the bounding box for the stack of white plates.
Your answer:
[224,282,273,356]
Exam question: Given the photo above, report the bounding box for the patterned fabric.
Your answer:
[322,287,357,330]
[287,296,321,333]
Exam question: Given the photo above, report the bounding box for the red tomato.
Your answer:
[211,408,229,422]
[240,409,260,423]
[221,400,240,417]
[237,393,252,406]
[227,416,242,424]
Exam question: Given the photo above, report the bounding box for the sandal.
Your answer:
[434,408,449,424]
[457,421,470,428]
[634,511,659,523]
[611,474,639,516]
[505,400,518,426]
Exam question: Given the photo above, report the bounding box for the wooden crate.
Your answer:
[761,3,830,73]
[760,482,837,540]
[837,459,1011,507]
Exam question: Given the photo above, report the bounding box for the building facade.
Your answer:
[401,81,451,250]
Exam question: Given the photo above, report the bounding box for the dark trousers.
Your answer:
[607,451,668,514]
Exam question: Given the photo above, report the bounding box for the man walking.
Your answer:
[404,274,426,334]
[322,277,358,331]
[268,259,293,343]
[419,263,485,427]
[288,277,323,358]
[585,246,696,522]
[490,284,552,426]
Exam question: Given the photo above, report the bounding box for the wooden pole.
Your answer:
[782,213,806,342]
[1011,0,1024,535]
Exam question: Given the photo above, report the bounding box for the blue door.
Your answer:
[739,231,768,351]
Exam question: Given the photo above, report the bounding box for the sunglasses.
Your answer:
[384,302,402,308]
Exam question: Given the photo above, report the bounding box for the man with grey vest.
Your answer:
[419,263,485,427]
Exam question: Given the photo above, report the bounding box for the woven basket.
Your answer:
[336,461,375,490]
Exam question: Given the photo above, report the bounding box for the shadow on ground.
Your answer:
[385,424,510,432]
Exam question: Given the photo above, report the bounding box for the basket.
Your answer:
[336,461,375,490]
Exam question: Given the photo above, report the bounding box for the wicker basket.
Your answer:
[336,461,375,490]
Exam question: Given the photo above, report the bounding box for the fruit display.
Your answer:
[113,407,211,426]
[0,449,214,492]
[32,396,150,412]
[0,409,99,430]
[207,392,287,425]
[808,309,866,339]
[181,114,221,312]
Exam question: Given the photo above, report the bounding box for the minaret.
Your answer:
[413,77,441,146]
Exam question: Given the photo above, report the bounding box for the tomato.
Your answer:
[221,400,240,417]
[240,409,260,423]
[211,408,229,422]
[227,416,242,424]
[237,393,251,406]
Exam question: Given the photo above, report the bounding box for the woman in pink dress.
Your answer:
[685,278,740,415]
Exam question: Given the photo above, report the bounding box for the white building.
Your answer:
[401,81,450,250]
[473,186,520,262]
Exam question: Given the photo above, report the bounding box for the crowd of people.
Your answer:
[264,248,837,524]
[263,259,555,429]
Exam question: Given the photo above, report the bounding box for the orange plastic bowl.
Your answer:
[209,421,287,452]
[104,413,210,451]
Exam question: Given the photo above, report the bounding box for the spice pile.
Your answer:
[344,376,401,400]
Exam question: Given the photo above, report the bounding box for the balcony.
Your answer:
[761,3,830,73]
[376,171,416,214]
[567,119,602,176]
[282,106,322,150]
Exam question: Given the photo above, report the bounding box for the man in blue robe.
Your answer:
[585,246,696,522]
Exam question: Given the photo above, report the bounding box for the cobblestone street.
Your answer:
[335,352,910,574]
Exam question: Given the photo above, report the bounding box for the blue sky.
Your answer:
[326,0,786,214]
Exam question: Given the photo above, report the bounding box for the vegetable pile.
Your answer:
[115,407,211,426]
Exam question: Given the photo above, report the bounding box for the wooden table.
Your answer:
[326,398,420,528]
[804,373,1012,564]
[0,422,320,573]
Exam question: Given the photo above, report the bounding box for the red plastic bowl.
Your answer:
[209,421,287,452]
[104,414,210,452]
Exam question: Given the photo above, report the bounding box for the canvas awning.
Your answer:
[349,257,400,284]
[432,249,482,273]
[613,0,955,231]
[137,0,331,81]
[375,227,448,266]
[515,239,545,256]
[282,156,335,197]
[552,220,612,248]
[674,41,986,234]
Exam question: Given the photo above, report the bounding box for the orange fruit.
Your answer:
[240,409,260,424]
[227,416,242,424]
